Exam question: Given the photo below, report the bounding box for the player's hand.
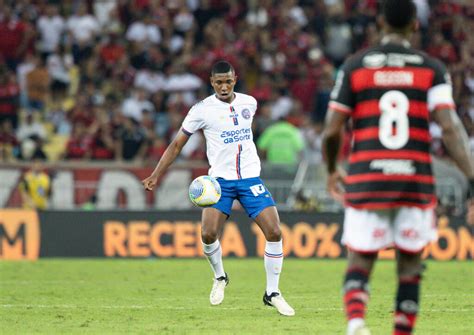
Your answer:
[467,199,474,225]
[327,168,346,203]
[142,175,158,191]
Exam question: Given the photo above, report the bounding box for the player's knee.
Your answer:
[265,226,282,242]
[397,251,424,278]
[201,228,218,244]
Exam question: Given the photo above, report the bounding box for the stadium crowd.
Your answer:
[0,0,473,166]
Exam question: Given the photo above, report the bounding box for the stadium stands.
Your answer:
[0,0,472,212]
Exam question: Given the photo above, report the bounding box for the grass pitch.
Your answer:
[0,259,473,334]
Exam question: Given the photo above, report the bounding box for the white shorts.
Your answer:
[342,206,437,253]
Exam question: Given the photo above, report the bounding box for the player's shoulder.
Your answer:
[339,47,375,71]
[416,50,448,73]
[235,92,257,106]
[189,95,216,112]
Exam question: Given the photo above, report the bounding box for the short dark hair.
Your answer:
[383,0,416,29]
[211,61,234,75]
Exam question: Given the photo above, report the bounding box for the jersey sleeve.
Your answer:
[328,61,355,115]
[249,96,258,116]
[427,59,455,112]
[181,104,205,135]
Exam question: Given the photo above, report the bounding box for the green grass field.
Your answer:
[0,259,473,334]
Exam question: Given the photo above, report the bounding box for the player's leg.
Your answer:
[254,206,295,316]
[201,207,228,277]
[342,207,393,335]
[201,207,229,305]
[392,207,436,335]
[394,251,423,335]
[237,177,294,316]
[254,206,283,294]
[344,251,377,335]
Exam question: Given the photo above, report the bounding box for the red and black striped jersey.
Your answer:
[329,41,455,210]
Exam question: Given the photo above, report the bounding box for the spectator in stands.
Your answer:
[47,45,74,101]
[126,12,162,47]
[19,160,51,210]
[0,6,31,70]
[25,56,50,111]
[290,63,318,114]
[427,31,458,64]
[36,4,65,61]
[90,117,115,160]
[0,0,468,172]
[67,3,100,65]
[324,3,353,67]
[0,119,19,161]
[133,62,165,94]
[257,116,305,165]
[16,112,46,144]
[0,69,20,129]
[81,192,97,211]
[121,88,155,122]
[99,33,126,73]
[65,121,92,160]
[114,117,148,162]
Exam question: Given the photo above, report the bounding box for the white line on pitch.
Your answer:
[0,304,472,312]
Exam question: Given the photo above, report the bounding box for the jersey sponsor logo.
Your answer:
[220,128,252,144]
[386,53,423,67]
[362,52,387,69]
[250,184,266,197]
[241,108,251,119]
[374,71,414,86]
[369,159,415,175]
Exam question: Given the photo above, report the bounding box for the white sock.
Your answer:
[264,240,283,295]
[202,240,225,279]
[347,318,365,335]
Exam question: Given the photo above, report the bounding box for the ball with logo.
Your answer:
[189,175,222,207]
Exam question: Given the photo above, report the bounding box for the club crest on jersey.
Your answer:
[241,108,251,119]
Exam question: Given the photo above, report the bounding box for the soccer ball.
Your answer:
[189,175,222,207]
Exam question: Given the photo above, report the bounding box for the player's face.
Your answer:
[210,71,237,103]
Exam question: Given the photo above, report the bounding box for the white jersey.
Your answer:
[181,93,261,180]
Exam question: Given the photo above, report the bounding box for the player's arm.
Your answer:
[432,108,474,179]
[322,62,354,202]
[322,110,349,202]
[428,61,474,223]
[142,129,190,191]
[432,108,474,224]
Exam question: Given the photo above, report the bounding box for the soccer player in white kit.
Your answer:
[142,61,294,316]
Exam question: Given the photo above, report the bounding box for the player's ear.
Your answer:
[413,19,419,33]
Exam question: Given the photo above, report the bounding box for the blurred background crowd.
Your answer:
[0,0,473,167]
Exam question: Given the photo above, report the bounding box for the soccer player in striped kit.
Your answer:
[323,1,474,334]
[142,61,294,316]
